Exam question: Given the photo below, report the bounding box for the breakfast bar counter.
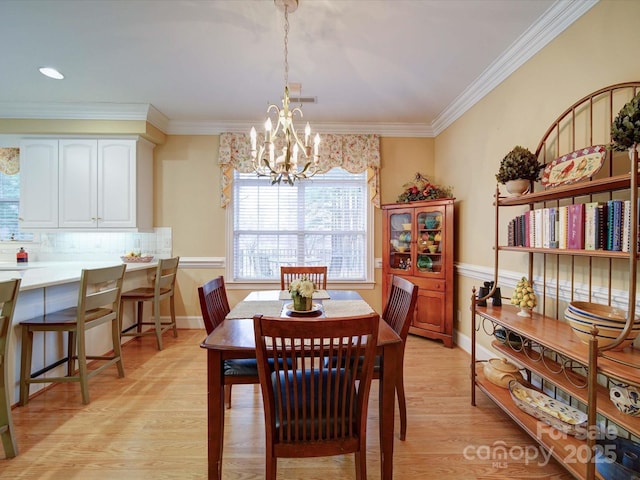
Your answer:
[4,259,160,405]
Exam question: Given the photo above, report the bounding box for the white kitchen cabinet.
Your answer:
[19,139,59,229]
[20,137,154,231]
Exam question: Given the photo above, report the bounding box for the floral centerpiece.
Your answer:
[397,172,453,203]
[288,275,316,311]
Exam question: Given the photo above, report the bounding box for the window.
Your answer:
[0,172,32,242]
[230,168,371,282]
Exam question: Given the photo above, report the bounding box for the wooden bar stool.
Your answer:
[0,278,21,458]
[19,265,126,405]
[119,257,179,350]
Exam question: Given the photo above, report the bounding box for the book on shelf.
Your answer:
[542,208,550,249]
[623,199,631,253]
[534,208,543,248]
[596,203,607,250]
[549,207,558,248]
[607,199,623,252]
[567,203,585,250]
[558,205,568,249]
[524,210,531,247]
[584,202,599,250]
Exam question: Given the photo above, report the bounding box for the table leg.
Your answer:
[379,342,398,480]
[207,349,224,480]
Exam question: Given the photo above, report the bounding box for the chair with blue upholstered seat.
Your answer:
[198,276,261,409]
[254,312,379,480]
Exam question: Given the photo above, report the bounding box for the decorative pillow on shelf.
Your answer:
[541,145,606,188]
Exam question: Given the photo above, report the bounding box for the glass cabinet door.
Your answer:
[415,208,444,276]
[387,210,413,273]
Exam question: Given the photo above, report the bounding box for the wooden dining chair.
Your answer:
[253,313,379,480]
[280,265,327,290]
[119,257,179,351]
[379,275,418,441]
[19,264,126,405]
[0,278,21,458]
[198,276,261,409]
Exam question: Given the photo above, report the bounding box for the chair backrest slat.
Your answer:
[198,276,230,334]
[154,257,179,297]
[0,278,20,360]
[382,275,418,343]
[78,264,126,316]
[280,266,328,290]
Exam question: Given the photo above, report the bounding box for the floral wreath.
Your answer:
[397,173,453,203]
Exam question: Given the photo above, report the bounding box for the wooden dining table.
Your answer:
[200,289,401,480]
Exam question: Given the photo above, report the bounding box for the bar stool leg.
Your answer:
[76,327,90,405]
[153,297,163,351]
[19,327,33,406]
[170,295,177,338]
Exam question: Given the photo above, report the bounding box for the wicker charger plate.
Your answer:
[120,256,154,263]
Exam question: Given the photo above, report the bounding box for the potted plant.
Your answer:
[611,91,640,156]
[495,146,543,196]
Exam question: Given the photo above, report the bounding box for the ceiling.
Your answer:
[0,0,597,137]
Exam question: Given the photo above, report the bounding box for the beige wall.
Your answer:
[160,135,435,319]
[435,0,640,346]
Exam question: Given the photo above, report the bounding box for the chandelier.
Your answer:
[250,0,320,185]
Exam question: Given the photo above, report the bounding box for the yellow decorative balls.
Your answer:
[511,277,537,309]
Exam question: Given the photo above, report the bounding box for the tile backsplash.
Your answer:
[0,227,171,262]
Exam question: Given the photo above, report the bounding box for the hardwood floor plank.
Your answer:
[0,330,573,479]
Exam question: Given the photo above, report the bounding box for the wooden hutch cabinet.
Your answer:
[382,198,455,347]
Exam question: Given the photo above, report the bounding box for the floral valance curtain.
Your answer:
[218,133,381,208]
[0,148,19,175]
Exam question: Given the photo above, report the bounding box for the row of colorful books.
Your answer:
[507,199,637,251]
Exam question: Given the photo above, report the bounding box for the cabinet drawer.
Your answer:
[411,277,444,292]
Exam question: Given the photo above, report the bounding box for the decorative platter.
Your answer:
[541,145,606,188]
[284,303,322,314]
[508,380,588,436]
[417,256,432,271]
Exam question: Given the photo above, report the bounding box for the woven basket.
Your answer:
[120,256,154,263]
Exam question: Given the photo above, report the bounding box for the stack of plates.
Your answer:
[564,301,640,350]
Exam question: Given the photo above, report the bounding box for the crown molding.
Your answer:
[165,120,434,137]
[0,102,153,120]
[431,0,599,135]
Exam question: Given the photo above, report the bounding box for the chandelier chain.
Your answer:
[283,4,289,87]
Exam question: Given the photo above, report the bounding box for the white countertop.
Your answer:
[0,260,158,290]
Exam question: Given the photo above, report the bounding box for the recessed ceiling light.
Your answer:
[38,67,64,80]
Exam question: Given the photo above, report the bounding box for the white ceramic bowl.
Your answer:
[565,310,640,350]
[567,301,638,324]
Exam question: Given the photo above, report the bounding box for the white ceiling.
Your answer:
[0,0,597,136]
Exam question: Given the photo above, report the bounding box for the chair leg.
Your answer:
[111,314,125,378]
[224,385,232,409]
[76,329,90,405]
[170,295,178,338]
[0,355,18,457]
[136,301,144,334]
[397,363,407,441]
[154,298,163,351]
[19,327,33,406]
[67,331,76,377]
[355,448,366,480]
[265,453,276,480]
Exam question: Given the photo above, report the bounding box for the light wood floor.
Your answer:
[0,330,573,479]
